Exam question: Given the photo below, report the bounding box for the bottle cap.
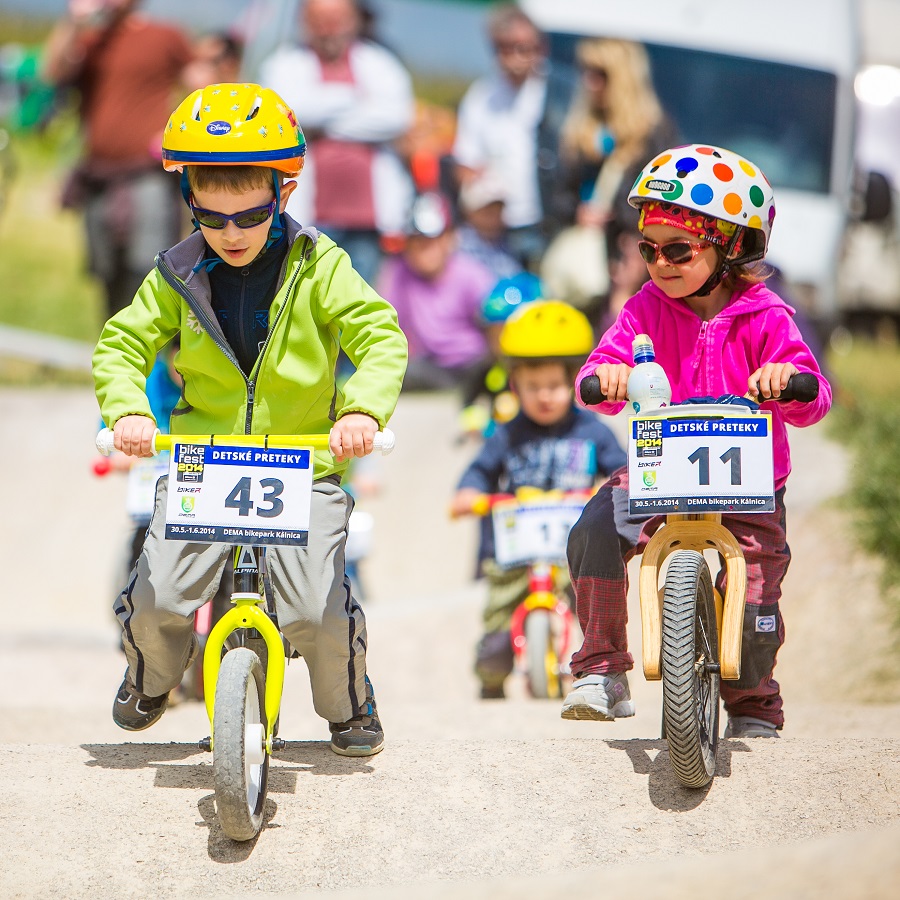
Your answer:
[632,334,655,363]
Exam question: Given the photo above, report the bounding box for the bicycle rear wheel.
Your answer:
[524,609,561,699]
[661,550,720,789]
[213,648,269,840]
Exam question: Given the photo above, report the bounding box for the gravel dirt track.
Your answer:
[1,388,899,899]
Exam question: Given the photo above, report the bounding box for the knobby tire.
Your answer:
[213,648,269,840]
[661,550,721,789]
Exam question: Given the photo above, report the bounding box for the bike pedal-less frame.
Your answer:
[97,428,394,839]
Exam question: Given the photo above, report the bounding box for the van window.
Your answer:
[547,35,837,195]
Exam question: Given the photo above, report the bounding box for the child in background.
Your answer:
[93,84,407,756]
[450,301,626,698]
[378,191,495,393]
[561,144,832,738]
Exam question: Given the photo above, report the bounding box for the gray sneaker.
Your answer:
[561,673,635,721]
[724,716,780,739]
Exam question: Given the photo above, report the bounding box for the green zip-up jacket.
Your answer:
[93,217,408,480]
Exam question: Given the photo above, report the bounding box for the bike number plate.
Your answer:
[125,453,169,519]
[628,411,775,514]
[164,443,314,545]
[492,498,586,568]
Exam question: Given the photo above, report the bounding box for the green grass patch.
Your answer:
[827,340,900,627]
[0,128,104,345]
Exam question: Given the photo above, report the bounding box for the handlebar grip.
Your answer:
[96,427,163,455]
[780,372,819,403]
[373,428,395,455]
[95,427,115,456]
[756,372,819,403]
[579,374,607,406]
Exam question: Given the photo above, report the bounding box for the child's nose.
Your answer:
[222,221,243,240]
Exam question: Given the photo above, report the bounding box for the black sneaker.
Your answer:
[480,683,505,700]
[329,678,384,757]
[112,674,169,731]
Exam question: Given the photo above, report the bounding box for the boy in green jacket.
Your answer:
[93,83,407,756]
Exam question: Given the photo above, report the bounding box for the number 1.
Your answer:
[688,446,710,484]
[720,447,742,485]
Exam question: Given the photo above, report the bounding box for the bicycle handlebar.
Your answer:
[96,427,396,457]
[579,371,820,406]
[457,487,595,519]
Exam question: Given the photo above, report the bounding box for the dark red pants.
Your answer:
[567,466,790,727]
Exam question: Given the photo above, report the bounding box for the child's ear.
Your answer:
[279,179,298,210]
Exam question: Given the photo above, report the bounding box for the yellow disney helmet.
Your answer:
[162,83,306,176]
[499,300,595,362]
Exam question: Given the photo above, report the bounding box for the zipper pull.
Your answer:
[245,381,256,433]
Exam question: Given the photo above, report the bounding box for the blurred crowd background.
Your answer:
[1,0,900,378]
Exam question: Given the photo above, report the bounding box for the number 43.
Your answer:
[225,477,285,518]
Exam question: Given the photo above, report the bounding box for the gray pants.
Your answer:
[114,475,368,723]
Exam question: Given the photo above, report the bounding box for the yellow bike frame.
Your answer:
[155,432,331,753]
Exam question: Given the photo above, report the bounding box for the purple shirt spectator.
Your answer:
[378,250,495,370]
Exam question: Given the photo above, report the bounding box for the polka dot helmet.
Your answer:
[627,144,775,264]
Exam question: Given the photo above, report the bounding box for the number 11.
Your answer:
[687,446,742,485]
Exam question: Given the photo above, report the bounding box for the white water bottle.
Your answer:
[626,334,671,414]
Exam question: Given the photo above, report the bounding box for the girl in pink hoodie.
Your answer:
[560,145,831,739]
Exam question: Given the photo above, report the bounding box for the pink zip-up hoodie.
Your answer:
[576,280,832,488]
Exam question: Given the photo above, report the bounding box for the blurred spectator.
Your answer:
[42,0,192,319]
[540,38,676,322]
[182,32,243,92]
[456,171,521,282]
[452,4,547,271]
[259,0,415,286]
[377,192,494,393]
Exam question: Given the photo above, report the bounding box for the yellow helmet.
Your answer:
[162,83,306,176]
[499,300,595,361]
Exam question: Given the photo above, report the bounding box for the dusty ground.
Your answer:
[1,388,899,898]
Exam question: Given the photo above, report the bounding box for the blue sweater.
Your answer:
[458,405,627,562]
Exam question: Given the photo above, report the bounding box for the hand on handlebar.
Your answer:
[113,414,158,458]
[449,487,485,519]
[592,363,632,404]
[329,412,380,463]
[747,362,798,401]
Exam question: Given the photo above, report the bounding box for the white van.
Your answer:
[521,0,861,329]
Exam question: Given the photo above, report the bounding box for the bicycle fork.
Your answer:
[199,545,286,754]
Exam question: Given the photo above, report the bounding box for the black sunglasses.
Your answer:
[638,238,710,265]
[189,198,277,230]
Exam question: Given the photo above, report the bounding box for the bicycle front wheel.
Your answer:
[213,648,269,840]
[661,550,721,789]
[525,609,561,699]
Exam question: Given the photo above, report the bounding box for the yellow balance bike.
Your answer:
[97,427,395,840]
[579,373,818,788]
